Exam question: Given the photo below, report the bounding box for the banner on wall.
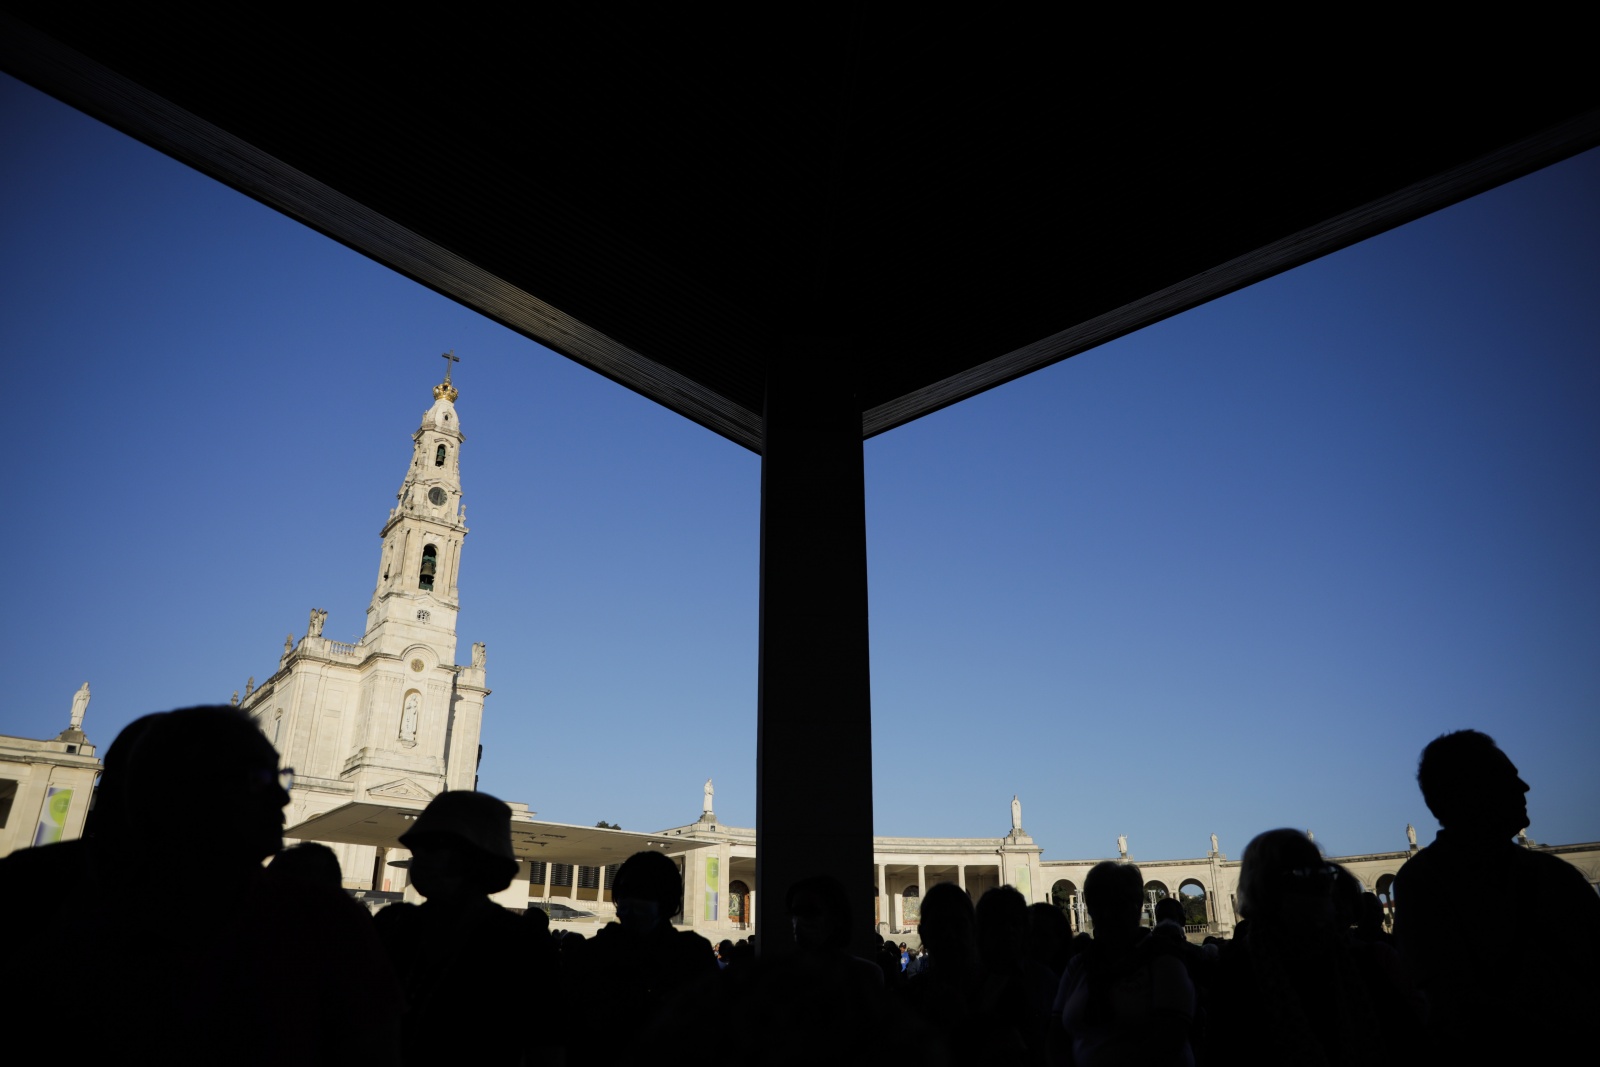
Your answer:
[33,786,74,847]
[1013,864,1033,904]
[705,856,720,922]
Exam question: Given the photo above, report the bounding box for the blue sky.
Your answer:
[3,72,1597,863]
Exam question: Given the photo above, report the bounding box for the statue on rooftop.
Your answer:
[1210,832,1219,855]
[703,778,714,815]
[69,682,90,730]
[1011,794,1022,831]
[1407,823,1417,848]
[1117,833,1128,857]
[308,608,328,638]
[472,642,486,668]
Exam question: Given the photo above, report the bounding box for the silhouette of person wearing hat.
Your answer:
[375,790,540,1067]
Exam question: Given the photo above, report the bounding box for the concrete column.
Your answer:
[957,864,966,895]
[756,350,874,958]
[877,863,888,932]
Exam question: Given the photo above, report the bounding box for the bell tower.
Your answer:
[365,352,469,660]
[242,353,490,888]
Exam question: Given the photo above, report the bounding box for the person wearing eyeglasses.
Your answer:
[2,706,400,1066]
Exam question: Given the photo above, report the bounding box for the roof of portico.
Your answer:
[287,801,704,867]
[4,11,1595,450]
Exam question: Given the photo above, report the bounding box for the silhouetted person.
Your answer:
[904,882,984,1054]
[975,884,1057,1055]
[1051,861,1194,1067]
[1210,830,1416,1067]
[374,790,537,1067]
[1027,901,1073,980]
[268,840,344,890]
[1395,730,1600,1061]
[1151,894,1216,1062]
[742,874,887,1056]
[565,849,718,1058]
[877,935,906,990]
[2,706,399,1065]
[523,901,563,987]
[1352,892,1392,946]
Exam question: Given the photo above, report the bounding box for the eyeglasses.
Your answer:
[250,767,295,793]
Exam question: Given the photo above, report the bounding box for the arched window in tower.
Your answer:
[419,544,437,591]
[434,444,447,467]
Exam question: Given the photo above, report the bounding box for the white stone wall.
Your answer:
[0,734,100,858]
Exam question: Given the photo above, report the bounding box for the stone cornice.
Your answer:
[0,748,101,771]
[291,775,356,794]
[378,510,467,539]
[1042,856,1227,869]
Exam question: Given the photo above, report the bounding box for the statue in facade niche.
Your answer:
[471,642,486,668]
[69,682,90,729]
[1011,795,1022,831]
[308,608,328,638]
[400,692,420,743]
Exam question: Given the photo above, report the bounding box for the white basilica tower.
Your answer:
[241,361,489,889]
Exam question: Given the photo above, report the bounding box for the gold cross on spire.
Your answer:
[434,350,461,402]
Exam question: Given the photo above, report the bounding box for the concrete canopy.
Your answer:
[4,11,1596,449]
[286,802,701,867]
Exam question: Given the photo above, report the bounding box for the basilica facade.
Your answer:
[240,368,489,890]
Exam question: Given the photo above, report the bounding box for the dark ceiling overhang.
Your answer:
[5,9,1596,452]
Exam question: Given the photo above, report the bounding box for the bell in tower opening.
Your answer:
[419,544,437,591]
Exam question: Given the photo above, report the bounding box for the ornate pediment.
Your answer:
[366,777,437,802]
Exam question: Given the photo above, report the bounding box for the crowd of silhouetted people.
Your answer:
[1,708,1595,1065]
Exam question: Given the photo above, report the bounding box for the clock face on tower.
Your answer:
[427,487,447,506]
